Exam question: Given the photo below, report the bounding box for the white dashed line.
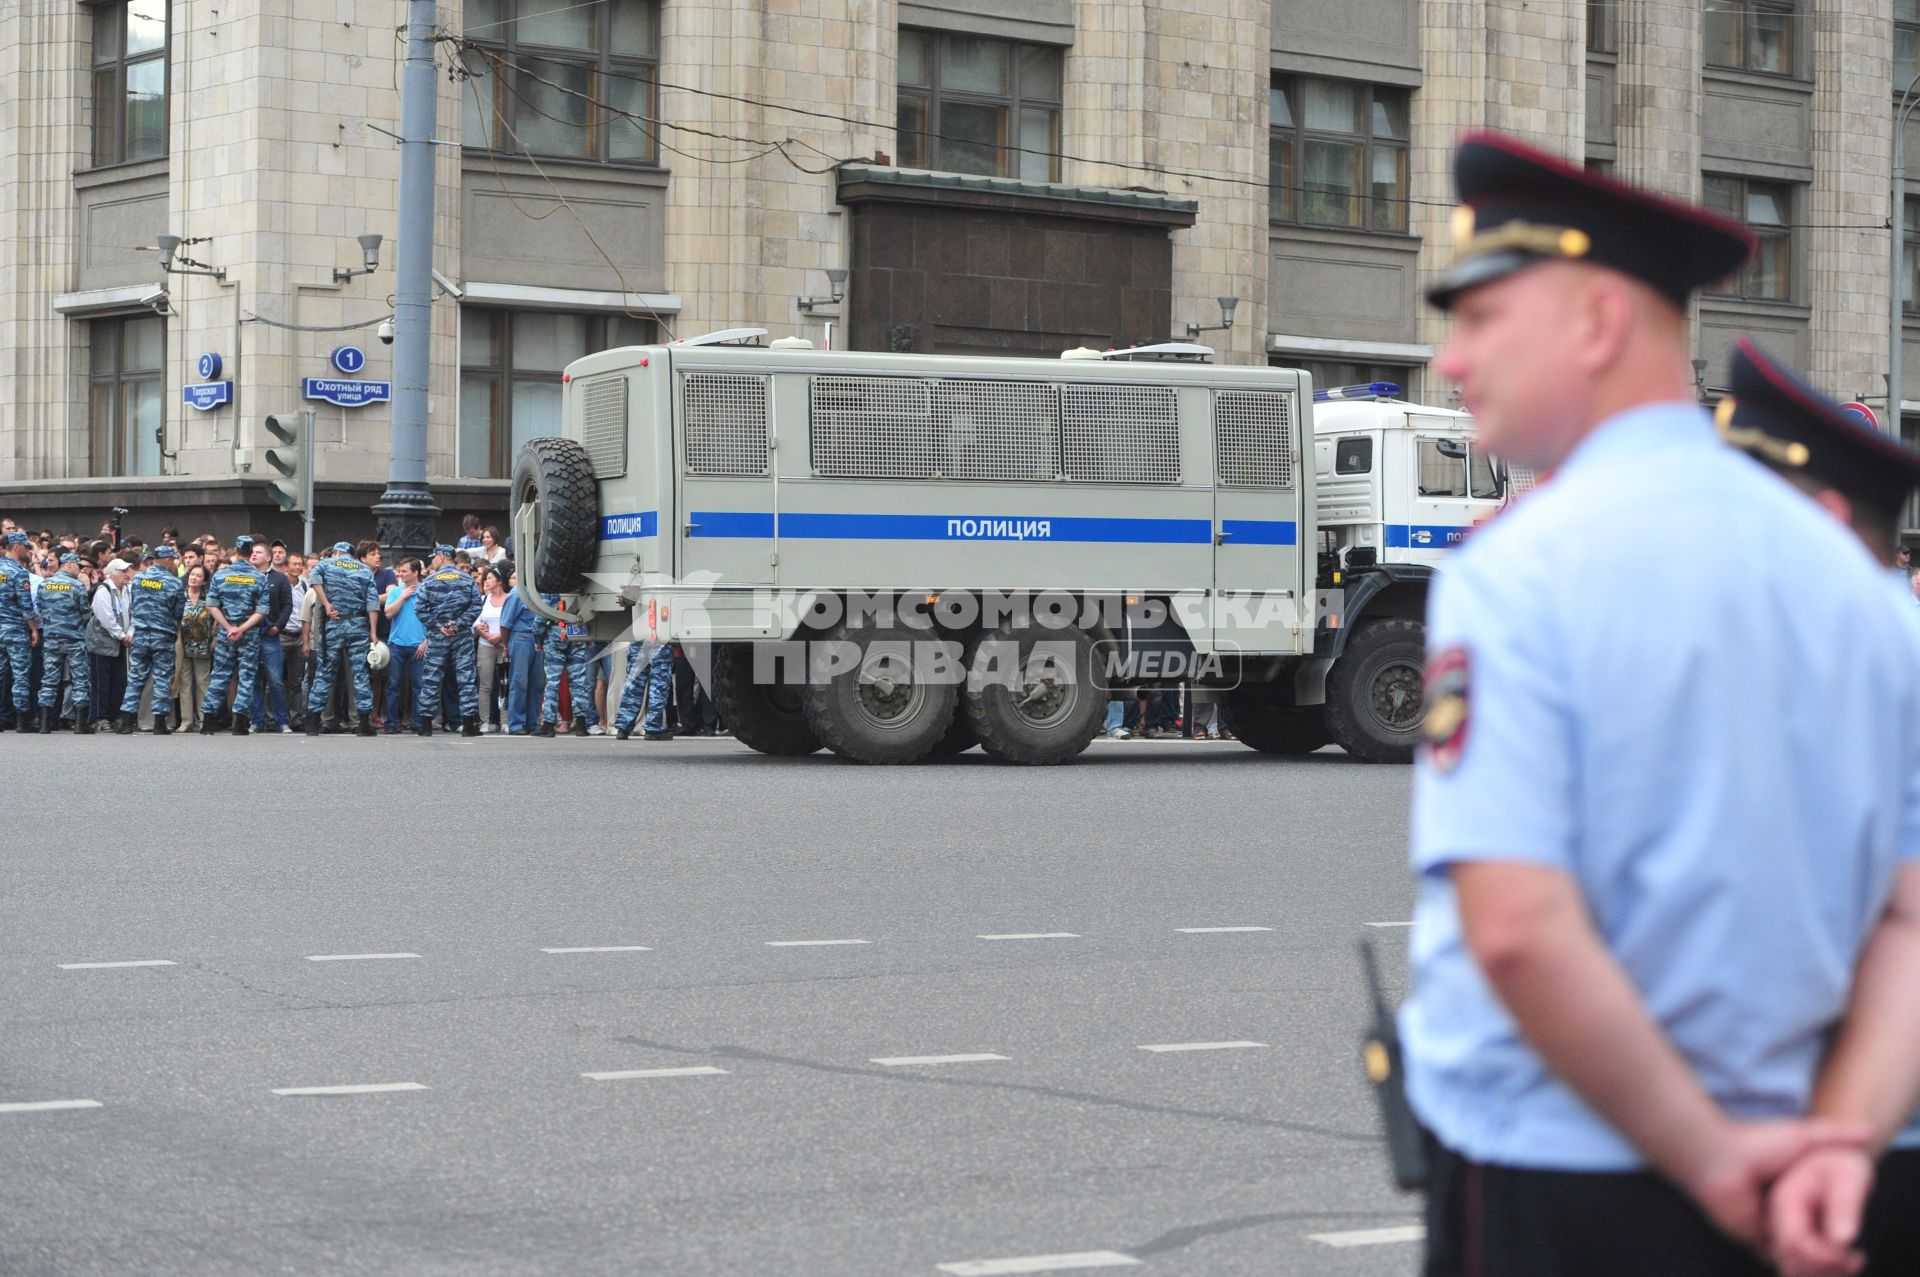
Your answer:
[870,1053,1009,1067]
[1174,926,1272,934]
[977,932,1080,941]
[540,945,653,954]
[271,1083,428,1097]
[304,952,421,962]
[0,1099,103,1115]
[935,1252,1141,1275]
[1137,1040,1267,1053]
[764,938,871,947]
[1365,921,1414,929]
[57,959,176,970]
[1307,1225,1426,1248]
[583,1067,729,1081]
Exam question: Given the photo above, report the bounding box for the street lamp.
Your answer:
[1184,296,1240,340]
[1890,71,1920,441]
[797,267,848,314]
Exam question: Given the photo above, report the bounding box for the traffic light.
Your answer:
[262,413,308,512]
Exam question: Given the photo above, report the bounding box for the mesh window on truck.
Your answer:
[1060,383,1180,483]
[1215,389,1295,488]
[683,373,770,476]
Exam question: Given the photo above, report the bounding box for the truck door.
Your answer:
[1211,387,1310,655]
[1398,419,1480,565]
[675,368,777,585]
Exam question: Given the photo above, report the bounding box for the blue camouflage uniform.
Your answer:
[120,551,186,720]
[0,532,37,723]
[306,551,378,715]
[34,559,91,718]
[539,594,593,726]
[614,640,674,736]
[200,556,269,719]
[415,551,483,725]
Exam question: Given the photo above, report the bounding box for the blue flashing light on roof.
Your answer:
[1313,382,1402,403]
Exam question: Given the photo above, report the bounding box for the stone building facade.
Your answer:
[3,0,1919,541]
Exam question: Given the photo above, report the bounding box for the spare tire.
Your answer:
[511,437,598,595]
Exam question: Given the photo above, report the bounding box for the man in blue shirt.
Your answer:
[1403,132,1920,1276]
[381,557,428,733]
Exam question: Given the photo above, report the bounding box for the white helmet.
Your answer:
[366,640,391,670]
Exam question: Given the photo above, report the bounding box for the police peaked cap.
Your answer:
[1428,132,1755,310]
[1719,338,1920,524]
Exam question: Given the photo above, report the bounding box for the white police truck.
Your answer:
[511,334,1500,765]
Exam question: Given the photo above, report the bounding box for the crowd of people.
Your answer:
[0,513,720,741]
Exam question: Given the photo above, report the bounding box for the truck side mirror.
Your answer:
[1434,438,1467,459]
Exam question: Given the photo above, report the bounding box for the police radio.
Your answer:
[1359,938,1429,1190]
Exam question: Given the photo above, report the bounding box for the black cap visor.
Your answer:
[1426,247,1548,311]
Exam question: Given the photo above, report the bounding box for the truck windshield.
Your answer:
[1469,448,1500,499]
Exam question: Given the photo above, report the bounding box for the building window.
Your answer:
[1905,198,1919,313]
[1704,0,1795,75]
[91,0,167,166]
[1703,175,1793,300]
[1587,0,1616,52]
[1269,78,1410,233]
[1292,358,1419,401]
[1901,0,1920,83]
[458,308,655,479]
[896,29,1063,181]
[88,315,165,477]
[461,0,659,164]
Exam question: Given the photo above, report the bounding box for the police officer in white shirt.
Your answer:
[1403,132,1920,1277]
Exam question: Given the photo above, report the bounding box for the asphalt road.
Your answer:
[1,734,1421,1276]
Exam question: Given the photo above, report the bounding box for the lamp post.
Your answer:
[1890,71,1920,442]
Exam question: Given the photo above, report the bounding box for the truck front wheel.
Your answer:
[802,621,960,764]
[1324,618,1425,764]
[711,643,820,756]
[963,624,1105,766]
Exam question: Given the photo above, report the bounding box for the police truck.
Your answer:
[511,333,1504,766]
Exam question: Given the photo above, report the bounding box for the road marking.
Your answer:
[764,938,871,947]
[271,1082,428,1096]
[540,945,653,954]
[304,952,422,962]
[1307,1225,1426,1248]
[0,1099,103,1114]
[1174,926,1271,933]
[583,1067,729,1081]
[1137,1040,1267,1053]
[935,1252,1141,1275]
[977,932,1080,941]
[870,1053,1009,1067]
[57,959,176,969]
[1366,921,1414,929]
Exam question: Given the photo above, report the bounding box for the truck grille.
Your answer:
[683,373,770,476]
[1215,389,1294,488]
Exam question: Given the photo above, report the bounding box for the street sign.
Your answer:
[303,377,391,407]
[1840,401,1879,430]
[332,345,367,375]
[196,352,223,381]
[182,381,232,411]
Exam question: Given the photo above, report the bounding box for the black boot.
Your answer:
[306,715,323,736]
[230,714,250,736]
[74,713,95,735]
[460,716,481,737]
[616,724,632,741]
[16,709,37,734]
[644,729,675,742]
[534,719,555,738]
[151,717,170,736]
[415,718,433,737]
[200,711,220,735]
[356,710,376,738]
[568,717,589,737]
[114,716,135,735]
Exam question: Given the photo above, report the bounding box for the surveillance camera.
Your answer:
[377,318,395,345]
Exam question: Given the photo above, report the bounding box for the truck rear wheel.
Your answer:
[1324,618,1424,763]
[1221,686,1331,755]
[802,621,959,764]
[711,643,820,756]
[511,437,599,594]
[963,624,1105,766]
[930,715,980,755]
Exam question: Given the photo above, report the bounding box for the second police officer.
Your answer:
[35,552,91,734]
[0,529,39,732]
[304,540,380,737]
[414,544,483,737]
[117,545,184,735]
[537,592,593,737]
[199,537,269,734]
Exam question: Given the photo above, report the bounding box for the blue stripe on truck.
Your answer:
[600,511,658,539]
[615,511,1297,546]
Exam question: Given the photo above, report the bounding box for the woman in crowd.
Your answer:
[176,565,214,731]
[472,567,510,732]
[477,526,508,566]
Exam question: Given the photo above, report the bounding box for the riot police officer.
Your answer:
[414,544,483,737]
[118,545,185,734]
[537,592,592,737]
[303,539,380,737]
[199,536,269,734]
[612,639,674,741]
[35,552,93,733]
[0,529,39,731]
